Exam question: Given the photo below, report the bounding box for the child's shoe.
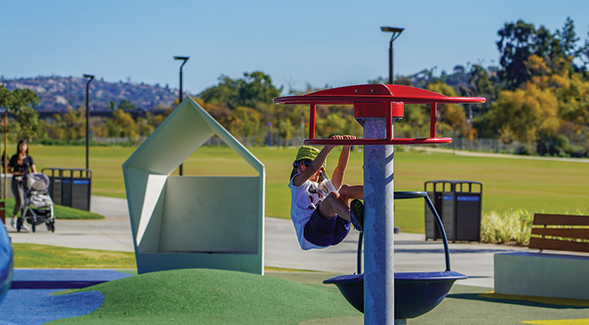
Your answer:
[350,199,364,232]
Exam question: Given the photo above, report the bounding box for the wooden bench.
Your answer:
[494,213,589,300]
[528,213,589,253]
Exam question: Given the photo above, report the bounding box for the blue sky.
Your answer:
[2,0,588,95]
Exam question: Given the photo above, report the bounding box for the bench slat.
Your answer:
[531,228,589,240]
[533,214,589,226]
[528,237,589,253]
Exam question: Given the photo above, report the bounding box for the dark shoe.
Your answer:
[350,199,364,232]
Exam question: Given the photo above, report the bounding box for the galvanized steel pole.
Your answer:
[389,39,393,85]
[174,56,189,176]
[380,27,404,85]
[83,74,94,170]
[363,117,396,324]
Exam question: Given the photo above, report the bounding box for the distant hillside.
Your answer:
[0,76,188,111]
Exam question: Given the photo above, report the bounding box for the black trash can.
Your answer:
[425,180,482,242]
[42,168,92,211]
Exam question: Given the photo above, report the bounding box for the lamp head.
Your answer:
[83,74,94,80]
[174,56,189,62]
[380,26,404,34]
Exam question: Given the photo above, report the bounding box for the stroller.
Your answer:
[16,173,55,233]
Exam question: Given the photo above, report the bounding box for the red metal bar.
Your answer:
[430,103,437,138]
[304,137,452,146]
[386,102,393,141]
[309,104,316,139]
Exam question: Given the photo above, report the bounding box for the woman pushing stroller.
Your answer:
[288,135,364,250]
[8,140,36,231]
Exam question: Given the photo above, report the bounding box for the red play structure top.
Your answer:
[273,84,486,146]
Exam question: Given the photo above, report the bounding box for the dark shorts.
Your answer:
[304,208,351,247]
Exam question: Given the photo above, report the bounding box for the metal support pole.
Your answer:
[300,111,304,145]
[178,65,184,176]
[86,82,90,170]
[389,39,393,84]
[3,110,7,201]
[83,74,94,171]
[363,117,395,324]
[381,27,403,85]
[174,56,189,176]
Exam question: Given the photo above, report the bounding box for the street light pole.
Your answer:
[174,56,189,176]
[380,26,404,84]
[83,74,94,170]
[300,111,304,145]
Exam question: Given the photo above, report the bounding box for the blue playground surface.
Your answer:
[0,269,132,324]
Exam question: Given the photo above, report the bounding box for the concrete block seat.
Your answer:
[494,213,589,300]
[495,252,589,300]
[324,191,467,319]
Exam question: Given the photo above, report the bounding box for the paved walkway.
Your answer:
[7,195,528,288]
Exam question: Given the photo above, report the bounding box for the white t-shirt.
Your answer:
[288,175,337,250]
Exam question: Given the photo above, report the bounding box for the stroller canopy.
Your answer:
[25,173,50,191]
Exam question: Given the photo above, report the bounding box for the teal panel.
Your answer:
[159,176,260,254]
[136,252,262,275]
[124,102,214,175]
[123,97,265,276]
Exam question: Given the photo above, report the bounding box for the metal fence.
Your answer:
[438,138,530,154]
[90,136,587,156]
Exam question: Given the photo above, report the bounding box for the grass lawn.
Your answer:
[12,243,136,269]
[11,243,315,272]
[3,198,104,220]
[19,144,589,233]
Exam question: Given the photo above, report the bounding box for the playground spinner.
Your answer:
[275,84,485,324]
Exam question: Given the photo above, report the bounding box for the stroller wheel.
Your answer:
[16,218,22,232]
[32,223,36,233]
[46,221,55,233]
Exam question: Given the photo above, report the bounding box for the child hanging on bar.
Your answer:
[288,135,364,250]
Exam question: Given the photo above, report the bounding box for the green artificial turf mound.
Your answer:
[52,268,361,324]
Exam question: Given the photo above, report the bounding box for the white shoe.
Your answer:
[10,217,16,229]
[20,223,29,231]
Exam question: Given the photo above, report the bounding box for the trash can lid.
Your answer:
[425,180,482,185]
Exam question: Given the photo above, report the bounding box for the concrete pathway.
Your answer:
[8,196,135,252]
[7,195,527,288]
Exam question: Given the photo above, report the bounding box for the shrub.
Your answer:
[480,209,534,245]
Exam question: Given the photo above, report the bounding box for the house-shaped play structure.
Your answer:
[123,98,265,275]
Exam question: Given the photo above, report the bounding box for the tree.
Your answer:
[136,112,156,138]
[110,109,138,139]
[496,18,588,90]
[484,84,559,143]
[47,106,86,141]
[277,118,294,145]
[117,99,136,110]
[14,106,41,141]
[461,64,499,119]
[0,86,40,141]
[89,117,108,138]
[200,71,283,109]
[556,17,580,59]
[228,106,263,144]
[427,81,470,138]
[496,20,540,90]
